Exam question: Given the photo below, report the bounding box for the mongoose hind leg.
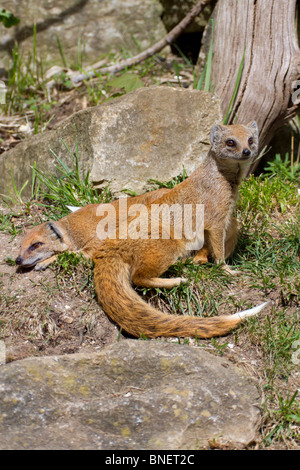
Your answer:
[132,276,188,289]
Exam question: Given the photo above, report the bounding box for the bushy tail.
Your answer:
[94,255,268,339]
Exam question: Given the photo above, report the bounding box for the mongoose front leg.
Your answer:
[221,263,240,276]
[34,255,58,271]
[208,228,240,276]
[193,217,239,266]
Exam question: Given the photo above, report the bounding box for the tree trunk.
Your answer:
[199,0,300,173]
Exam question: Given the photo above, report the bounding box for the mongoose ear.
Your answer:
[47,222,64,241]
[247,121,259,137]
[210,124,224,147]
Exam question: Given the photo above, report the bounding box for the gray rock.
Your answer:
[0,87,221,198]
[89,87,221,194]
[0,0,166,69]
[0,340,261,450]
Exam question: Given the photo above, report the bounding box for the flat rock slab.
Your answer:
[0,340,261,450]
[0,87,221,198]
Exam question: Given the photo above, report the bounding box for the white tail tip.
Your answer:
[66,205,81,212]
[233,301,270,320]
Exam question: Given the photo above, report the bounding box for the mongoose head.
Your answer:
[210,121,258,161]
[15,221,68,269]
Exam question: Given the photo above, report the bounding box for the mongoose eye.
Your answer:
[248,137,254,145]
[226,139,236,147]
[29,242,43,251]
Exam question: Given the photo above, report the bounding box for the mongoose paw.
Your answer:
[192,254,208,265]
[221,264,241,276]
[34,255,57,271]
[34,262,48,271]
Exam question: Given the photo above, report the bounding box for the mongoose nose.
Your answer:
[15,256,23,265]
[242,149,251,156]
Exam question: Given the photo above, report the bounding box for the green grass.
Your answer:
[249,308,300,381]
[194,18,245,124]
[148,166,188,190]
[223,49,245,125]
[54,252,94,296]
[31,134,114,220]
[233,167,300,305]
[195,19,214,92]
[0,212,23,238]
[262,390,300,446]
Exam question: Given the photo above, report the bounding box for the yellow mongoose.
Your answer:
[16,122,268,338]
[16,188,237,271]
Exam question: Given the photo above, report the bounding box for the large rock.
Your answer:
[0,340,261,450]
[0,87,221,198]
[0,0,166,70]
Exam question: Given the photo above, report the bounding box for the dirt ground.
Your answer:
[0,228,121,362]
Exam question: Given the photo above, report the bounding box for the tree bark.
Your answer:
[199,0,300,173]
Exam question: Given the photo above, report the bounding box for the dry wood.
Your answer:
[203,0,300,173]
[71,0,213,84]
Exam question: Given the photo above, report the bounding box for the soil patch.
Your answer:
[0,230,120,362]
